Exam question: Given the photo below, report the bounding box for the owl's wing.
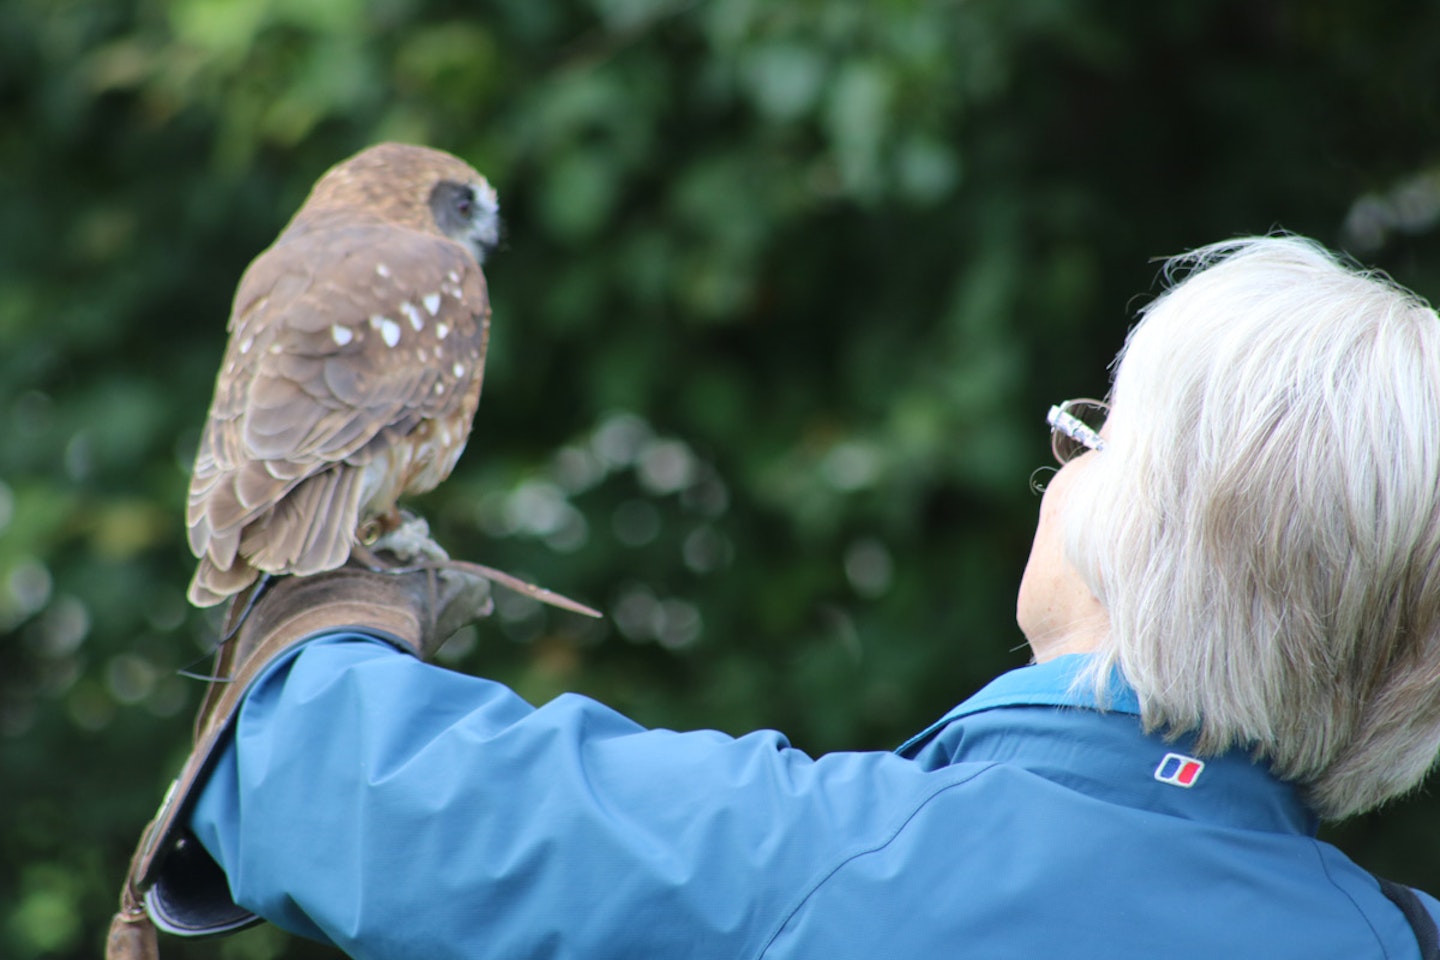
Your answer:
[187,221,490,605]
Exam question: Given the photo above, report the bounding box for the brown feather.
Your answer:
[188,554,263,608]
[240,466,361,575]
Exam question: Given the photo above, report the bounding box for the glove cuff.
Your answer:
[108,577,440,956]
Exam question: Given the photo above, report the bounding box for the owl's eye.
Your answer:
[428,180,492,257]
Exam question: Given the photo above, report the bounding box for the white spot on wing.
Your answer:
[434,382,445,395]
[331,325,354,346]
[239,337,254,354]
[452,362,465,378]
[376,263,391,278]
[447,270,461,284]
[423,293,442,316]
[436,323,450,340]
[401,302,424,331]
[378,318,401,347]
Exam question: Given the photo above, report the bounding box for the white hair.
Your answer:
[1066,235,1440,819]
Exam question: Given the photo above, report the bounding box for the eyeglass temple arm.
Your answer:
[1046,405,1107,452]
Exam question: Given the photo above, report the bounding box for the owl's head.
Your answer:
[297,142,501,263]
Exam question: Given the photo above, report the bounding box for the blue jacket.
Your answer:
[191,634,1440,959]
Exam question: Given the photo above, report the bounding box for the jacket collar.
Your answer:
[898,655,1319,836]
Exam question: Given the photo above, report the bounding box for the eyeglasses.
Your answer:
[1047,398,1108,464]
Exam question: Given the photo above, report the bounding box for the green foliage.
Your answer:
[4,0,1440,956]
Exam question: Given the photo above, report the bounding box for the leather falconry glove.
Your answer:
[106,519,494,960]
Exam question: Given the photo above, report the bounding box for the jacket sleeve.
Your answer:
[189,633,953,960]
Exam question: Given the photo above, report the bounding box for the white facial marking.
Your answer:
[436,322,450,340]
[447,270,461,284]
[424,293,442,316]
[376,263,391,278]
[400,301,424,331]
[330,325,354,346]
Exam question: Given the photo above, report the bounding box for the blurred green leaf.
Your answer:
[9,864,82,956]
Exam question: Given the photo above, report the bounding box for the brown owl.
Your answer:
[186,143,498,607]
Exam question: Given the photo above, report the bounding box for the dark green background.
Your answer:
[4,1,1440,956]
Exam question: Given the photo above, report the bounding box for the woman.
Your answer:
[1047,235,1440,822]
[114,235,1440,960]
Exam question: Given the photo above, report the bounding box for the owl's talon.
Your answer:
[369,514,449,563]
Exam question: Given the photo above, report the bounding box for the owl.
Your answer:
[186,142,498,607]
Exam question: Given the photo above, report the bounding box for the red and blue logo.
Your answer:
[1154,752,1205,788]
